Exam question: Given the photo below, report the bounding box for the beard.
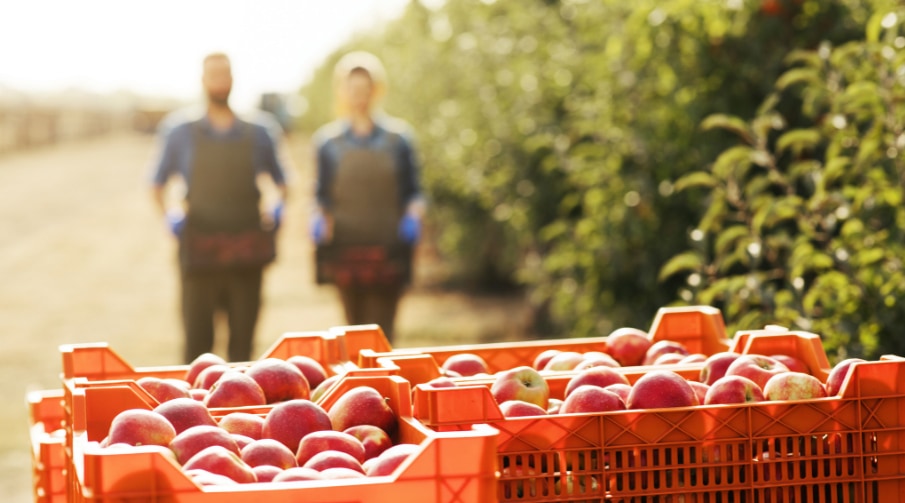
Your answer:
[207,89,231,106]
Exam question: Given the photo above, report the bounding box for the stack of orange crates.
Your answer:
[28,305,905,502]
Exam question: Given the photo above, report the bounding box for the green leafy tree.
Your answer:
[300,0,885,339]
[663,7,905,360]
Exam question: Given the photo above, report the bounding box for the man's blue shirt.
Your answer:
[151,114,287,187]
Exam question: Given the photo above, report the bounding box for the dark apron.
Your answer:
[179,120,275,272]
[316,133,412,286]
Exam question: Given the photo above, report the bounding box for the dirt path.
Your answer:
[0,132,527,502]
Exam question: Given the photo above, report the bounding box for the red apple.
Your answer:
[425,376,457,388]
[271,467,323,482]
[825,358,866,396]
[687,381,710,405]
[262,399,332,452]
[231,434,254,450]
[763,372,827,401]
[193,364,231,390]
[185,352,227,387]
[365,443,420,477]
[543,351,586,371]
[246,358,310,403]
[107,409,176,447]
[560,385,626,414]
[185,469,239,486]
[321,467,367,479]
[653,353,687,365]
[499,400,548,417]
[441,353,489,377]
[183,445,256,484]
[563,366,630,398]
[704,375,764,405]
[204,371,267,408]
[251,464,283,483]
[770,354,808,374]
[240,438,297,469]
[189,388,209,402]
[532,349,561,370]
[605,327,652,366]
[302,450,364,473]
[152,397,217,434]
[169,424,240,465]
[286,355,329,389]
[574,352,621,369]
[626,370,696,409]
[311,374,342,403]
[343,425,393,460]
[725,355,790,390]
[699,352,742,385]
[296,430,366,466]
[218,412,264,440]
[327,386,397,435]
[679,353,708,364]
[603,383,632,404]
[137,376,191,403]
[642,340,690,366]
[491,366,550,409]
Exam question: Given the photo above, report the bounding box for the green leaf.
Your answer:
[699,192,728,232]
[776,68,822,90]
[752,112,785,140]
[715,225,751,257]
[856,137,880,165]
[756,93,781,117]
[823,157,850,185]
[783,49,822,68]
[717,247,750,273]
[854,248,886,267]
[658,251,705,282]
[674,171,718,192]
[701,114,751,141]
[789,160,821,181]
[766,197,804,227]
[712,145,754,179]
[840,218,865,239]
[776,129,821,156]
[840,81,882,114]
[866,11,886,43]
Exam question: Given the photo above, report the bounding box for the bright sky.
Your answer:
[0,0,410,111]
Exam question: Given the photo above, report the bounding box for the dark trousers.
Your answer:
[181,267,263,363]
[337,284,403,343]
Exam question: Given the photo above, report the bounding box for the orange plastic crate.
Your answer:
[27,389,67,503]
[356,306,732,385]
[411,333,905,503]
[63,375,499,503]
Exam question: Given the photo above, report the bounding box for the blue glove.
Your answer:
[166,210,185,237]
[311,214,327,244]
[398,214,421,244]
[271,202,284,231]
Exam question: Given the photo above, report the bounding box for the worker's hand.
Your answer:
[166,209,186,238]
[311,214,329,244]
[271,201,284,231]
[398,214,421,244]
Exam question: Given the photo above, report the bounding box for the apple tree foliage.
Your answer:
[662,6,905,360]
[298,0,896,354]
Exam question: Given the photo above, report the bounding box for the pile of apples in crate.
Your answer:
[101,354,416,486]
[427,326,863,416]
